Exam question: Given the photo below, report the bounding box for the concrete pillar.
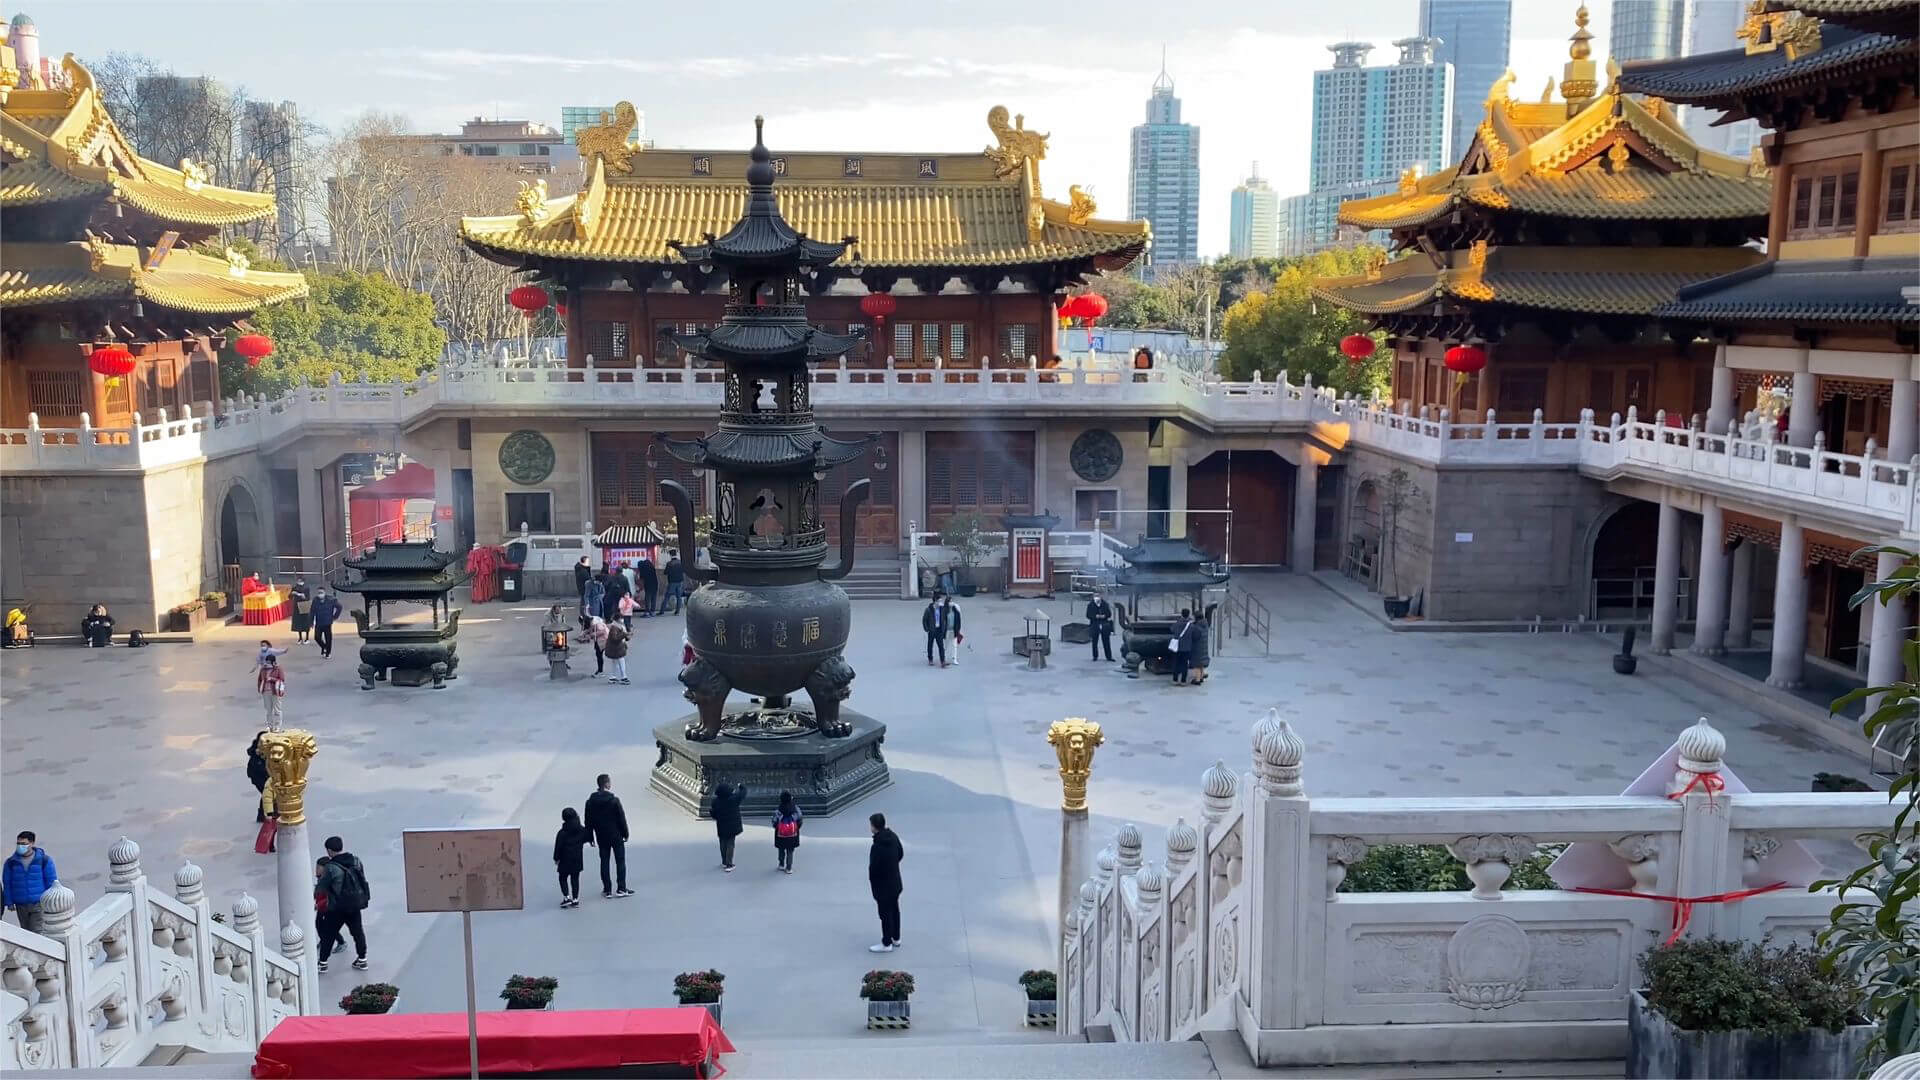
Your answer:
[1856,579,1876,676]
[1291,456,1319,573]
[260,729,318,948]
[897,429,927,540]
[1650,494,1681,654]
[1048,718,1103,944]
[295,459,324,561]
[1705,345,1735,434]
[1727,540,1756,648]
[1889,377,1918,462]
[1168,448,1190,539]
[1787,363,1818,450]
[1866,550,1909,715]
[1243,710,1311,1035]
[1767,519,1809,689]
[1690,499,1729,656]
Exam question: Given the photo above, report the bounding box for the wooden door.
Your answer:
[821,431,899,549]
[590,431,706,530]
[1186,450,1287,565]
[925,431,1034,531]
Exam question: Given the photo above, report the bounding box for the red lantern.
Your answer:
[508,285,550,318]
[1057,294,1087,320]
[89,345,136,382]
[1078,293,1108,326]
[1443,344,1487,375]
[1340,334,1376,361]
[859,292,897,321]
[233,334,274,368]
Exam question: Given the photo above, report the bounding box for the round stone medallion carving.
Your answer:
[1071,428,1123,483]
[498,430,556,486]
[1446,913,1530,1010]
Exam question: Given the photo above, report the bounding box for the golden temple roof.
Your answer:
[0,240,310,314]
[461,106,1150,271]
[1338,59,1771,232]
[1309,244,1764,317]
[1,55,278,228]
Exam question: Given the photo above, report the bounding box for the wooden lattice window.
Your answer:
[947,323,968,361]
[585,320,629,361]
[1000,324,1031,362]
[921,323,941,362]
[1788,160,1861,239]
[1883,153,1919,235]
[893,322,913,361]
[594,451,621,507]
[622,450,649,505]
[26,370,84,418]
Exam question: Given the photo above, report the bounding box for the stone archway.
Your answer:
[1344,478,1383,589]
[219,481,266,577]
[1586,498,1659,620]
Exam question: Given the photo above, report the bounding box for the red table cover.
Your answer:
[252,1008,734,1079]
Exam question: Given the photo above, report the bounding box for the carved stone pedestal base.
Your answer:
[650,709,890,819]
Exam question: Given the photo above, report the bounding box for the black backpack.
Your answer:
[329,857,370,912]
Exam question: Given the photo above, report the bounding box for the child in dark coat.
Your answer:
[771,790,803,875]
[553,807,591,908]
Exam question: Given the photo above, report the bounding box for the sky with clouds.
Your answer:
[28,0,1647,256]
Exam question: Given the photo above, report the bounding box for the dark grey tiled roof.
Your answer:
[1656,256,1920,324]
[1616,25,1914,103]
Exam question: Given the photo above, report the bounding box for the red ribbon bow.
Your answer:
[1668,769,1725,806]
[1573,882,1787,945]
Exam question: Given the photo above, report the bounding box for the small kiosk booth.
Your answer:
[1001,512,1060,599]
[594,523,668,572]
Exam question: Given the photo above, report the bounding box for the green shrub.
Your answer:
[1019,969,1057,1001]
[1641,939,1860,1034]
[1338,843,1562,893]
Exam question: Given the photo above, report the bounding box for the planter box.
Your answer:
[503,999,555,1011]
[167,608,206,634]
[866,999,911,1030]
[1382,596,1411,619]
[681,1001,723,1026]
[1025,999,1057,1028]
[1628,990,1876,1079]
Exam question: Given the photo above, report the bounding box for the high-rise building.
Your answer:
[1418,1,1512,164]
[1279,179,1398,257]
[391,118,581,180]
[242,100,303,251]
[561,105,643,146]
[1228,166,1279,259]
[1681,1,1760,158]
[1296,37,1451,254]
[1609,0,1692,62]
[1128,59,1201,273]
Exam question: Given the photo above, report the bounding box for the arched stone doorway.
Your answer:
[219,482,266,578]
[1343,478,1383,589]
[1589,500,1659,620]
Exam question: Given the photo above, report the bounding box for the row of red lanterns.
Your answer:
[1336,334,1485,375]
[509,285,570,320]
[88,333,276,383]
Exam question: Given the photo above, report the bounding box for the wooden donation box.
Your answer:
[1002,512,1060,599]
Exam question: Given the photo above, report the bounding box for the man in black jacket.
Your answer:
[710,783,747,872]
[920,593,961,668]
[316,836,371,971]
[867,812,905,952]
[1085,590,1115,662]
[574,556,592,612]
[637,554,660,618]
[583,774,632,898]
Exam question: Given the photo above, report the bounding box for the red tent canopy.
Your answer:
[348,463,437,544]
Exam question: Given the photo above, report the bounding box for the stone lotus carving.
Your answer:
[1609,833,1660,893]
[1116,822,1144,873]
[1166,818,1199,874]
[1201,760,1238,823]
[1251,709,1304,796]
[1446,915,1530,1010]
[1326,836,1370,893]
[1447,834,1536,899]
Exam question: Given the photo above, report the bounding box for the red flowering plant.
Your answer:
[672,969,725,1004]
[860,970,914,1002]
[339,982,398,1014]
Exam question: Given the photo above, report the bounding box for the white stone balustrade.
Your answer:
[1064,713,1899,1069]
[0,839,312,1071]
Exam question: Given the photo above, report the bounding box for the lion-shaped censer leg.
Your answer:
[803,656,855,738]
[679,657,731,741]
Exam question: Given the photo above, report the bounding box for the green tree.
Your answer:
[219,270,446,397]
[1217,246,1387,395]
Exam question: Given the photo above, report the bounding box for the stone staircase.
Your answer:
[839,557,904,601]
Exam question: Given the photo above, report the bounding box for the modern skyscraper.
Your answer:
[1681,1,1760,157]
[1128,58,1201,273]
[1295,37,1451,254]
[1609,0,1692,62]
[561,105,643,146]
[242,100,304,252]
[1418,0,1512,161]
[1228,166,1279,259]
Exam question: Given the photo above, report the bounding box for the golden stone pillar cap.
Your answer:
[1047,717,1104,812]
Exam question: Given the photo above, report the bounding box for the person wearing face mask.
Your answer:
[3,832,58,933]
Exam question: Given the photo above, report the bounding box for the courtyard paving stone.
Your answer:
[0,572,1866,1042]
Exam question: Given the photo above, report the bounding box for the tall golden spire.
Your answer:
[1561,5,1598,114]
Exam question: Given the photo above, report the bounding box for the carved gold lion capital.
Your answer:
[1048,717,1104,812]
[261,729,319,827]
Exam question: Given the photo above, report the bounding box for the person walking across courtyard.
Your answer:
[663,553,685,614]
[289,577,313,644]
[771,791,803,874]
[574,556,592,614]
[579,616,609,678]
[311,590,342,659]
[553,807,590,908]
[255,654,287,728]
[314,836,370,972]
[1086,591,1115,662]
[867,813,904,952]
[921,592,961,668]
[602,568,631,626]
[3,831,57,933]
[711,782,746,872]
[247,731,271,823]
[638,553,659,617]
[604,620,631,684]
[582,572,606,630]
[584,774,632,899]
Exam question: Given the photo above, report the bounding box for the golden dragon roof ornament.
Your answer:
[1066,185,1096,225]
[516,178,549,224]
[575,103,638,176]
[984,105,1048,180]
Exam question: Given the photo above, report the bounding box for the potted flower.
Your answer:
[672,969,725,1025]
[938,513,992,597]
[167,600,205,633]
[500,974,558,1011]
[861,969,913,1030]
[203,591,231,618]
[339,983,399,1015]
[1628,939,1871,1079]
[1019,969,1057,1027]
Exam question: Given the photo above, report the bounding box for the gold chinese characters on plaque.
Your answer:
[1047,717,1104,812]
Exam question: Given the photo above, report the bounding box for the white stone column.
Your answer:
[897,429,927,542]
[1241,710,1312,1039]
[1168,448,1190,539]
[1705,345,1735,434]
[1650,494,1681,654]
[1867,549,1909,715]
[1668,719,1735,939]
[1787,358,1818,450]
[1690,499,1729,656]
[1890,378,1919,462]
[1727,540,1756,649]
[261,730,318,946]
[1767,519,1809,689]
[1291,456,1318,574]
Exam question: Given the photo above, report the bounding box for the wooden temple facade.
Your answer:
[1312,8,1772,428]
[0,54,308,430]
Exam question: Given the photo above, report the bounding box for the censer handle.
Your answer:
[659,479,717,583]
[818,479,871,581]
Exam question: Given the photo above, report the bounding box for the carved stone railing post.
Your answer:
[1446,835,1537,899]
[1094,842,1119,1021]
[1670,718,1734,938]
[1242,708,1312,1036]
[173,862,214,1021]
[1072,880,1097,1035]
[1325,837,1369,893]
[1133,861,1170,1042]
[36,883,92,1068]
[105,838,154,1047]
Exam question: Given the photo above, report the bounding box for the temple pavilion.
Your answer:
[1312,7,1773,426]
[0,54,308,429]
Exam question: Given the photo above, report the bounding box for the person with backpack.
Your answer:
[604,620,631,685]
[314,835,370,972]
[553,807,591,908]
[771,791,803,875]
[584,774,632,899]
[710,783,747,872]
[3,831,58,932]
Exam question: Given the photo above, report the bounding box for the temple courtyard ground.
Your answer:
[0,573,1867,1045]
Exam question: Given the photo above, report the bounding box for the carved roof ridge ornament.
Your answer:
[1561,6,1599,109]
[984,105,1048,180]
[576,102,638,176]
[1066,184,1096,225]
[1736,0,1823,61]
[178,157,208,191]
[516,178,549,224]
[1399,165,1421,196]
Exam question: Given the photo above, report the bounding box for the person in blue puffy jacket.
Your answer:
[3,831,58,933]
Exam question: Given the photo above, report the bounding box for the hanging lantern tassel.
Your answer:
[1455,371,1469,390]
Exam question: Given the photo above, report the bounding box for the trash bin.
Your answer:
[500,564,524,602]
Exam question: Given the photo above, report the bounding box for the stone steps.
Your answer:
[839,561,904,600]
[720,1035,1220,1079]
